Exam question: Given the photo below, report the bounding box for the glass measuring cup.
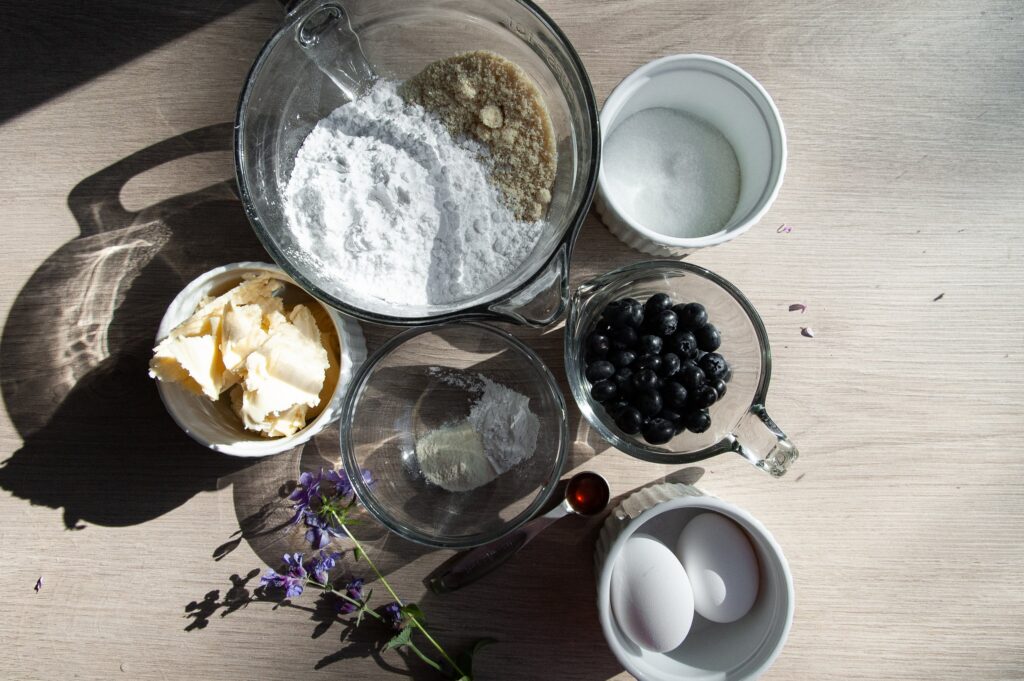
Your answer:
[234,0,599,327]
[565,261,799,477]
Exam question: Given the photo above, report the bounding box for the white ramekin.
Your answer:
[596,54,787,256]
[153,261,366,457]
[594,482,794,681]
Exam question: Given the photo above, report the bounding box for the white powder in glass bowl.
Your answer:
[282,80,545,310]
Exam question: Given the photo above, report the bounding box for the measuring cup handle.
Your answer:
[487,243,569,326]
[729,404,799,477]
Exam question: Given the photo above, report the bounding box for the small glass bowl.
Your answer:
[341,323,568,548]
[565,261,797,476]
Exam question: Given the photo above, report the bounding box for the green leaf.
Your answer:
[353,546,364,562]
[383,627,412,652]
[401,602,427,626]
[455,638,497,680]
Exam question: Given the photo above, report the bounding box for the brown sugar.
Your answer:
[401,51,557,222]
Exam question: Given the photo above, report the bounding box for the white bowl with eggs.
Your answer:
[153,262,366,457]
[594,482,794,681]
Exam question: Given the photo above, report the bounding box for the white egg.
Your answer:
[676,512,760,624]
[610,534,695,652]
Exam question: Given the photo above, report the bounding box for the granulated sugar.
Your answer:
[282,80,544,310]
[602,107,740,238]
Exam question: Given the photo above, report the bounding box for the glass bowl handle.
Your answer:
[727,405,799,477]
[288,0,377,101]
[487,242,569,327]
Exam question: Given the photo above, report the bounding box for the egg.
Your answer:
[676,512,760,623]
[610,534,695,652]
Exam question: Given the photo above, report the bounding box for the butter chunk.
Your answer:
[221,302,269,373]
[236,306,330,435]
[151,334,226,400]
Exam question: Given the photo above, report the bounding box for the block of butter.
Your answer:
[150,274,334,438]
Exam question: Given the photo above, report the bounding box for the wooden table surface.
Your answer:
[2,1,1022,679]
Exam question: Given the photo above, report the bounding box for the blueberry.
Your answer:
[694,323,722,352]
[601,300,623,320]
[655,310,679,337]
[593,319,612,335]
[610,326,638,350]
[606,399,629,417]
[675,303,708,331]
[691,384,719,408]
[642,417,675,445]
[698,353,729,381]
[615,406,644,434]
[638,334,663,355]
[613,369,635,397]
[610,350,636,368]
[685,409,712,433]
[661,381,688,409]
[591,379,618,403]
[679,361,706,391]
[635,353,662,372]
[712,378,727,397]
[631,368,659,392]
[667,330,699,360]
[585,332,610,359]
[658,408,684,432]
[634,388,663,416]
[585,360,615,382]
[657,352,681,377]
[611,298,644,328]
[644,293,673,316]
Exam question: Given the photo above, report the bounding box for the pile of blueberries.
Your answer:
[583,293,732,445]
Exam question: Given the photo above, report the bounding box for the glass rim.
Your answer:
[340,321,570,549]
[233,0,601,327]
[565,259,774,465]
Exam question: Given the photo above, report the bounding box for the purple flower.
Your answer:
[260,552,307,599]
[309,550,342,585]
[288,471,323,524]
[381,601,404,630]
[289,468,373,550]
[336,577,365,615]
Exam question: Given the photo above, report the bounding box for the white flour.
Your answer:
[467,375,540,475]
[416,368,540,491]
[283,80,545,310]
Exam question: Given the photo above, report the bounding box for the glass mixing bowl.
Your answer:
[340,323,568,548]
[565,261,798,477]
[235,0,599,326]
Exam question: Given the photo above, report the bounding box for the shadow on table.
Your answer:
[0,0,253,124]
[0,122,268,528]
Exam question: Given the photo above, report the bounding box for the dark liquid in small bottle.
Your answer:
[566,473,610,516]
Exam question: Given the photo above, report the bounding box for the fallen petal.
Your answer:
[933,293,944,302]
[34,577,43,592]
[789,303,807,313]
[801,327,815,338]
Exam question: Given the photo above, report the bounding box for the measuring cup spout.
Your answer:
[728,404,799,477]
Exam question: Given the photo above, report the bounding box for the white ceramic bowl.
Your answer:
[595,483,794,681]
[153,262,366,457]
[595,54,787,256]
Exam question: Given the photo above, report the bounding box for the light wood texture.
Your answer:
[1,1,1022,679]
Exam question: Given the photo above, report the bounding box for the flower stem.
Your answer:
[327,509,466,679]
[307,579,381,620]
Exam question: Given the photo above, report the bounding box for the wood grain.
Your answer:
[1,0,1022,679]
